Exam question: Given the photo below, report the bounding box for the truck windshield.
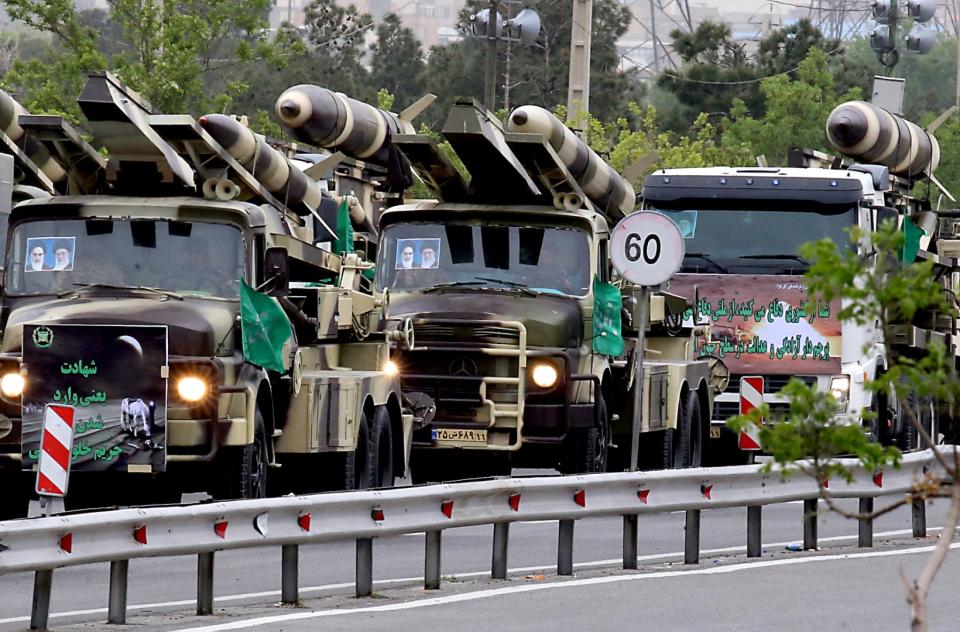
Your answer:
[4,219,244,299]
[653,206,856,274]
[377,222,592,297]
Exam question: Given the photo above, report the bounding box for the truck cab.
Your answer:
[379,99,712,479]
[641,162,903,460]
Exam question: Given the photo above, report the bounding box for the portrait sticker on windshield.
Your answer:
[395,238,441,270]
[668,211,697,239]
[25,236,76,272]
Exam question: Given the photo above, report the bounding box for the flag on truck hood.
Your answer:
[240,280,293,373]
[334,197,354,255]
[592,277,624,356]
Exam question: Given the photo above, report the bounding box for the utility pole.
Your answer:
[649,0,660,73]
[484,0,498,112]
[566,0,592,126]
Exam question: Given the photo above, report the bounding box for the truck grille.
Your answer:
[724,374,818,394]
[414,323,521,346]
[715,401,791,420]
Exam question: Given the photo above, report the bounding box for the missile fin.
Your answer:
[399,94,437,123]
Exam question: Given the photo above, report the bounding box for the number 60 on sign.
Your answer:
[610,212,685,286]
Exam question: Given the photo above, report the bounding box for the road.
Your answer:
[0,478,955,632]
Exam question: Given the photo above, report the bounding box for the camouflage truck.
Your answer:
[291,97,714,480]
[0,73,414,517]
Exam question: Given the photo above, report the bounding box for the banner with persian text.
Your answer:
[21,324,168,473]
[670,274,841,375]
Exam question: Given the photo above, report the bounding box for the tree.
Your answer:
[1,0,283,120]
[721,48,862,167]
[368,13,425,111]
[730,221,957,632]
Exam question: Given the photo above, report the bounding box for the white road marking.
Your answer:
[0,526,946,626]
[172,541,960,632]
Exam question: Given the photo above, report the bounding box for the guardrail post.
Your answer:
[356,538,373,597]
[623,515,638,569]
[803,498,818,550]
[197,552,215,616]
[558,520,575,576]
[859,498,874,547]
[492,522,510,579]
[29,569,53,631]
[912,497,927,538]
[108,560,129,624]
[747,506,761,558]
[684,510,700,564]
[281,544,299,604]
[425,530,442,590]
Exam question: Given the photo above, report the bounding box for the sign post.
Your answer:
[610,212,684,471]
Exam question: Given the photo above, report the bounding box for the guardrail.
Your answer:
[0,449,944,630]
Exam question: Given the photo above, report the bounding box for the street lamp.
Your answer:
[468,2,542,111]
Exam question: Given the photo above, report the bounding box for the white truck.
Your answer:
[640,154,939,462]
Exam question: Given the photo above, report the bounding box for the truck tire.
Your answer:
[559,395,609,474]
[215,408,268,499]
[370,406,395,488]
[329,409,375,490]
[683,391,703,468]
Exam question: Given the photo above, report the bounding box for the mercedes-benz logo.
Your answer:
[449,357,479,377]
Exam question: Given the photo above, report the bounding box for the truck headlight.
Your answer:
[0,373,24,398]
[177,376,208,402]
[830,375,851,405]
[531,363,559,388]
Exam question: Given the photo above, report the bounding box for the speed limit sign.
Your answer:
[610,212,685,286]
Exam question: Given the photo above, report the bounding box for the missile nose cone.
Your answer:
[198,115,209,126]
[830,115,860,144]
[278,100,301,120]
[511,110,528,125]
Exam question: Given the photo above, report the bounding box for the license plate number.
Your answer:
[709,426,721,439]
[432,428,488,443]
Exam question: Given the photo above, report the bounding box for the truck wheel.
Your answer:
[559,396,609,474]
[215,408,268,499]
[683,391,703,468]
[370,406,395,488]
[329,409,374,490]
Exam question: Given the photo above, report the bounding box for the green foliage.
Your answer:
[720,48,861,166]
[369,13,425,111]
[2,0,277,119]
[376,89,395,112]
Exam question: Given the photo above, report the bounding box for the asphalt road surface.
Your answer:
[0,475,955,632]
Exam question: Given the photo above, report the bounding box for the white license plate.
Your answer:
[432,428,488,443]
[709,426,721,439]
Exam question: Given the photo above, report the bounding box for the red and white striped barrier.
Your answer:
[35,404,75,497]
[738,376,764,450]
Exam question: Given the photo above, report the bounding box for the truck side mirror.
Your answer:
[875,207,899,230]
[263,247,289,297]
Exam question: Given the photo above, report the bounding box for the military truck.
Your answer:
[639,99,950,462]
[280,96,713,479]
[0,73,414,516]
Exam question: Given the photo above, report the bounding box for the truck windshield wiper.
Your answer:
[738,254,810,266]
[473,277,538,297]
[684,253,730,274]
[421,280,486,293]
[60,283,184,300]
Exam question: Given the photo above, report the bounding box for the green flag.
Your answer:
[240,280,293,373]
[901,214,925,263]
[592,276,624,356]
[334,197,354,255]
